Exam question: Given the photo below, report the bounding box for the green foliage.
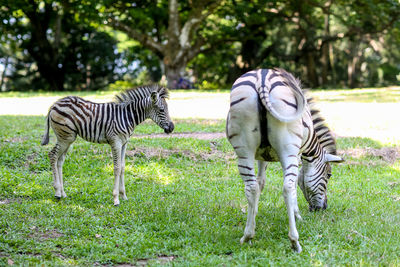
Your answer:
[196,80,223,90]
[0,1,128,91]
[1,0,399,91]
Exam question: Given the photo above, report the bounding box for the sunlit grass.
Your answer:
[0,89,400,265]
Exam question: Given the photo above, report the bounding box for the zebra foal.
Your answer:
[41,85,174,206]
[226,68,343,252]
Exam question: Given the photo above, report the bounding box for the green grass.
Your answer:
[1,89,400,266]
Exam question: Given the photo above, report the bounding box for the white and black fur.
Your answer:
[226,68,343,252]
[41,85,174,206]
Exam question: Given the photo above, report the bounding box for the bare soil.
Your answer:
[132,132,400,165]
[339,147,400,164]
[132,132,225,140]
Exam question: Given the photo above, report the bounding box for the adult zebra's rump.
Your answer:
[41,85,174,206]
[226,68,343,252]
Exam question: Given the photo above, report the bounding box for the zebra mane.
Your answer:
[274,68,302,90]
[306,94,338,155]
[114,84,169,103]
[272,68,337,155]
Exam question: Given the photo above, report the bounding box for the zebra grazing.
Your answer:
[41,84,174,206]
[226,68,343,252]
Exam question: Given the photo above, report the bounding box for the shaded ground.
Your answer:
[132,132,225,140]
[340,147,400,165]
[131,132,400,164]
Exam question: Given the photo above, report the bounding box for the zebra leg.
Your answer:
[49,143,62,199]
[226,88,262,245]
[275,143,302,252]
[56,143,72,198]
[257,160,267,192]
[268,119,303,252]
[282,159,302,253]
[238,154,260,244]
[111,140,122,206]
[49,140,72,199]
[119,143,128,201]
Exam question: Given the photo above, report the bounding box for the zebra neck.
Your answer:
[301,133,324,163]
[125,98,151,129]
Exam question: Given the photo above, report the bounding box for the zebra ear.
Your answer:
[325,154,344,163]
[151,91,159,104]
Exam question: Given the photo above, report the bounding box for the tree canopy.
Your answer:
[0,0,399,91]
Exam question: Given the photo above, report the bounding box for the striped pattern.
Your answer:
[226,68,343,252]
[41,84,174,206]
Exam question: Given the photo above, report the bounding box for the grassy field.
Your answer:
[1,88,400,266]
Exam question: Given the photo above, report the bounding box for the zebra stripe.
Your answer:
[41,84,174,206]
[226,68,343,252]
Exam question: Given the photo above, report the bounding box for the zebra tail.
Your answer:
[41,112,50,146]
[258,71,306,123]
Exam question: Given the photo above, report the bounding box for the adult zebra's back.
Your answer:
[41,85,174,206]
[226,68,343,252]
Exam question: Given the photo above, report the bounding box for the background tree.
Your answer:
[0,0,125,91]
[104,0,237,88]
[0,0,399,91]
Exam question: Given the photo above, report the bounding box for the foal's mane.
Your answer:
[114,84,169,103]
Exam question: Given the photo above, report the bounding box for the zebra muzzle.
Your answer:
[164,122,174,134]
[309,200,327,212]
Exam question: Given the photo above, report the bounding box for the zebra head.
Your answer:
[299,153,343,211]
[149,87,174,134]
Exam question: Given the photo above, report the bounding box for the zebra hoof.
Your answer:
[54,196,61,200]
[291,242,302,253]
[240,235,252,245]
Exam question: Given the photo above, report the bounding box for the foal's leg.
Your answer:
[49,139,73,199]
[111,140,122,206]
[119,143,128,201]
[49,143,61,198]
[56,143,72,198]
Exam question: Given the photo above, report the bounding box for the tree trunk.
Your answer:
[0,56,9,91]
[306,51,319,88]
[347,41,362,88]
[24,2,65,91]
[164,63,186,89]
[321,13,331,86]
[108,0,222,88]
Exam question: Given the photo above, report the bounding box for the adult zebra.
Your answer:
[226,68,343,252]
[41,85,174,206]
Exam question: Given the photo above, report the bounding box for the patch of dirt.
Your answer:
[111,255,177,267]
[339,147,400,164]
[24,152,39,170]
[0,198,23,205]
[135,255,176,266]
[132,132,225,140]
[28,227,64,240]
[2,137,28,143]
[127,144,235,161]
[130,132,400,165]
